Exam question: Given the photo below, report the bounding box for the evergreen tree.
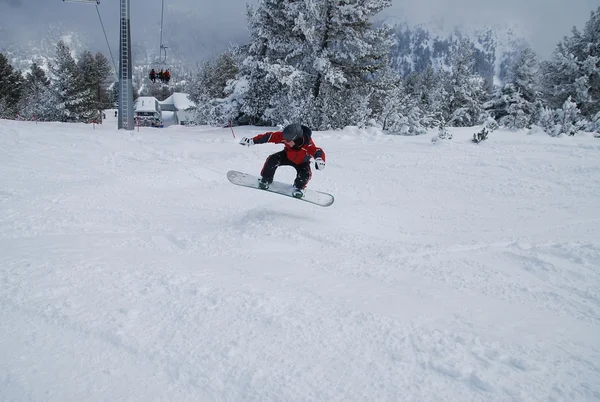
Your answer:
[78,51,113,121]
[188,51,241,125]
[108,82,118,107]
[590,111,600,134]
[373,69,426,135]
[22,62,49,94]
[541,7,600,118]
[18,62,56,121]
[488,47,540,129]
[442,39,487,127]
[557,96,584,136]
[538,106,560,136]
[404,66,445,128]
[370,67,404,131]
[237,0,303,125]
[310,0,394,129]
[208,52,239,99]
[510,47,539,105]
[499,87,530,129]
[0,53,23,118]
[49,41,95,122]
[77,51,98,117]
[538,96,585,136]
[236,0,393,129]
[437,118,452,140]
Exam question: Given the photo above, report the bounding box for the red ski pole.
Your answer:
[229,120,236,138]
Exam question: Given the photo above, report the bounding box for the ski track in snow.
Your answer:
[0,119,599,401]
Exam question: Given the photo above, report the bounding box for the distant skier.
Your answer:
[239,123,326,198]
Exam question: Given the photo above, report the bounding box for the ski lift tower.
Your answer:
[62,0,133,130]
[118,0,134,130]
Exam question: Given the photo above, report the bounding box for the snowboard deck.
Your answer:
[227,170,334,207]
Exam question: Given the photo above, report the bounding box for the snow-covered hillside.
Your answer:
[387,21,528,83]
[1,119,599,401]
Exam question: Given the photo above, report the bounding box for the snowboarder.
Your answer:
[239,123,326,198]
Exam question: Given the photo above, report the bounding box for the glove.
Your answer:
[239,137,254,146]
[315,157,326,171]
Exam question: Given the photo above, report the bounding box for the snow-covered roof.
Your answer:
[135,97,159,112]
[159,93,195,111]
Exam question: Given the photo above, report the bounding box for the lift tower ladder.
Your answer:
[118,0,134,130]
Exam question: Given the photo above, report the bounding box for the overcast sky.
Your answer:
[0,0,598,61]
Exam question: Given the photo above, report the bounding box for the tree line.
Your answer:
[1,2,599,137]
[0,40,113,123]
[187,1,600,136]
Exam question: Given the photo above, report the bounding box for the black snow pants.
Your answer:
[260,150,312,189]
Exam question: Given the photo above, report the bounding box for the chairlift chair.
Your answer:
[148,44,172,85]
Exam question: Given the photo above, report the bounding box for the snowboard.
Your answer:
[227,170,334,207]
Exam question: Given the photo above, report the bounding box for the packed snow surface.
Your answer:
[1,118,599,401]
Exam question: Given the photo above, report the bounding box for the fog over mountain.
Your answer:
[380,0,598,58]
[0,0,257,65]
[0,0,597,65]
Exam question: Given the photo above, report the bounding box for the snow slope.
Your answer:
[1,119,599,401]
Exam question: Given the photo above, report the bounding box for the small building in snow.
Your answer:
[134,96,162,127]
[159,93,196,125]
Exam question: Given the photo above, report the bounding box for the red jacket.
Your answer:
[252,129,326,165]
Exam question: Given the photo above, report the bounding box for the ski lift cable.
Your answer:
[95,4,118,77]
[159,0,168,64]
[62,0,118,79]
[160,0,165,53]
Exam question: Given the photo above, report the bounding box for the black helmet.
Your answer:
[282,124,303,141]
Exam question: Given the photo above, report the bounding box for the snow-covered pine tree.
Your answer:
[78,51,113,122]
[23,62,50,92]
[370,68,405,131]
[187,51,241,125]
[442,38,488,127]
[108,82,118,107]
[0,53,23,118]
[309,0,394,129]
[437,117,452,140]
[483,115,499,132]
[77,51,98,115]
[578,7,600,118]
[538,96,585,136]
[499,87,530,129]
[472,127,489,143]
[590,111,600,136]
[538,106,560,137]
[557,96,584,136]
[94,53,114,112]
[238,0,311,126]
[376,78,426,135]
[490,47,540,129]
[304,0,393,128]
[541,7,600,119]
[237,0,393,129]
[18,62,56,121]
[49,41,95,122]
[403,66,445,129]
